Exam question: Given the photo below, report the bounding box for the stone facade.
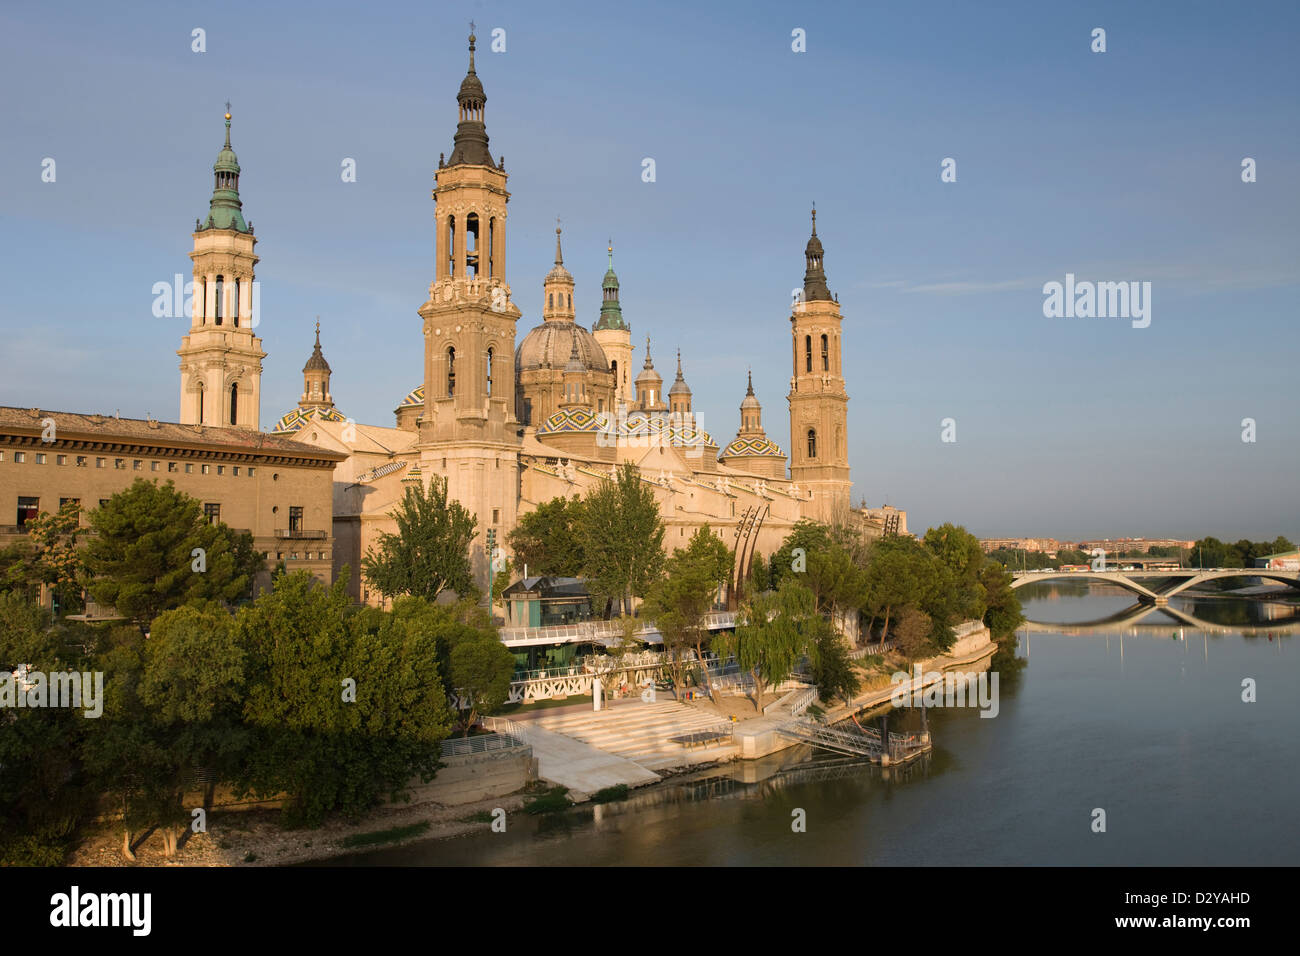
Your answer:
[0,407,344,598]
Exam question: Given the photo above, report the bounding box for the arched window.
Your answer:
[486,347,493,396]
[233,279,241,328]
[821,334,829,371]
[446,216,456,276]
[197,384,204,423]
[214,275,224,325]
[488,217,496,276]
[548,293,554,309]
[446,346,456,397]
[611,360,617,388]
[567,294,571,308]
[807,428,817,459]
[229,384,238,425]
[805,335,812,373]
[466,213,479,277]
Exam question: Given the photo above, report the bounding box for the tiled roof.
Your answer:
[0,406,346,459]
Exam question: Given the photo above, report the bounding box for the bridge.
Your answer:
[1010,567,1300,604]
[1020,601,1300,636]
[776,717,931,765]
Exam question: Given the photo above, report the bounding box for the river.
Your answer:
[325,584,1300,866]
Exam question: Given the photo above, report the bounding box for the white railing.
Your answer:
[498,610,737,646]
[440,731,527,757]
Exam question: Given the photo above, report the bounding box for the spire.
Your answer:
[200,104,249,233]
[746,368,754,396]
[594,238,628,331]
[643,335,654,368]
[303,319,331,373]
[802,204,831,302]
[447,29,493,167]
[669,349,692,402]
[555,220,564,265]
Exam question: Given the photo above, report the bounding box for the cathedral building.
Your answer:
[253,33,878,604]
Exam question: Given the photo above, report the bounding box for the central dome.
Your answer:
[516,320,609,373]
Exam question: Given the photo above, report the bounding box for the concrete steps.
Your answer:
[533,701,738,771]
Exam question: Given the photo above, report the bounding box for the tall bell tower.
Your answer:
[178,106,265,430]
[787,208,851,522]
[418,30,523,587]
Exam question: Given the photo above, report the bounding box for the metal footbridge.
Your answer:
[777,717,931,765]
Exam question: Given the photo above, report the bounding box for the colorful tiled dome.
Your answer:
[272,405,348,434]
[397,384,425,408]
[720,435,784,458]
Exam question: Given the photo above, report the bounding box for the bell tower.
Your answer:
[787,207,851,522]
[178,106,266,430]
[418,30,523,589]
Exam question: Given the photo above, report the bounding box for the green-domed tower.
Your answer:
[592,241,635,404]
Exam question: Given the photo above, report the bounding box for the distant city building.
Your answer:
[980,537,1060,553]
[1255,550,1300,570]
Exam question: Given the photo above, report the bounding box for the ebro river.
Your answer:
[327,583,1300,866]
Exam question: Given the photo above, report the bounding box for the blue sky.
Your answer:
[1,0,1296,541]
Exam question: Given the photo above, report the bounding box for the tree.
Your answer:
[719,579,822,712]
[643,527,731,699]
[804,543,867,632]
[923,523,988,622]
[0,594,96,865]
[362,477,478,604]
[769,520,833,591]
[862,535,932,640]
[980,561,1025,636]
[578,463,665,616]
[84,479,260,628]
[448,633,515,736]
[138,603,248,856]
[236,571,454,827]
[893,607,933,660]
[810,615,859,705]
[4,501,86,613]
[506,496,586,577]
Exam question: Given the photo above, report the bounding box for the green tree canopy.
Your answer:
[643,526,732,697]
[506,495,586,577]
[84,479,260,628]
[235,571,454,827]
[362,477,478,604]
[719,579,822,712]
[578,463,665,616]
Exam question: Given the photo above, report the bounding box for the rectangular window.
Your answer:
[35,453,46,464]
[76,456,87,468]
[16,497,39,526]
[232,466,240,476]
[291,552,299,561]
[95,458,105,469]
[114,458,125,470]
[99,499,109,509]
[492,509,500,524]
[14,452,25,463]
[217,465,225,476]
[151,461,159,471]
[0,451,5,462]
[56,455,67,465]
[184,463,193,474]
[289,506,303,533]
[248,467,255,477]
[168,462,177,472]
[133,460,142,471]
[201,464,210,475]
[276,552,283,560]
[204,503,221,525]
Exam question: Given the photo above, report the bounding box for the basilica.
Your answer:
[174,33,901,604]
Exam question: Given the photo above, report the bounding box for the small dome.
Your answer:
[397,384,425,408]
[516,321,609,372]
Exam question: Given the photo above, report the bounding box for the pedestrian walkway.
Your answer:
[532,700,739,772]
